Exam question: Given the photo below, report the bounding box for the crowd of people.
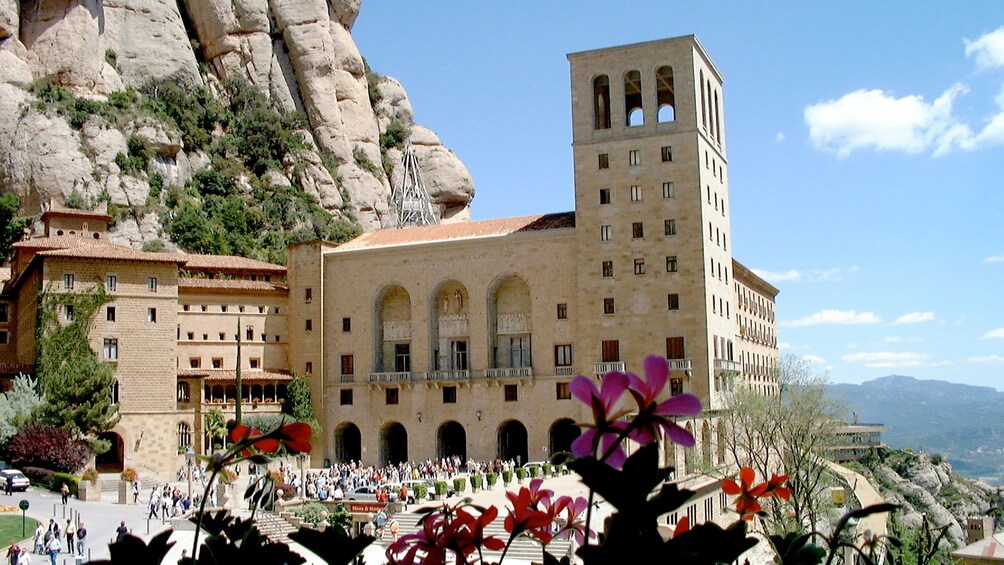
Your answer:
[6,517,88,565]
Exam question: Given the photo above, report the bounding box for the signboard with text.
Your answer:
[347,502,386,514]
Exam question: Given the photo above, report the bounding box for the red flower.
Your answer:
[721,467,791,520]
[504,484,555,544]
[673,516,690,537]
[275,422,312,453]
[228,422,312,455]
[451,506,505,555]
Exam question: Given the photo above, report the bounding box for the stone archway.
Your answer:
[436,421,466,461]
[548,418,580,456]
[96,431,124,473]
[334,422,361,463]
[380,422,408,465]
[497,420,528,465]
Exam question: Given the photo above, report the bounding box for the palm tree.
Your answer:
[204,408,227,452]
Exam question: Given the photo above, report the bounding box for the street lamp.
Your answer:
[298,452,308,500]
[185,446,196,502]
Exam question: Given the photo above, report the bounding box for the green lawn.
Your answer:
[0,514,39,548]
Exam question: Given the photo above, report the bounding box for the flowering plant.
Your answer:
[90,357,898,565]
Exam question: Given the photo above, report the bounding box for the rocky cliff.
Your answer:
[0,0,474,253]
[850,447,1000,551]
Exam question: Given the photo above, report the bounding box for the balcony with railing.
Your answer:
[426,370,470,382]
[593,362,626,374]
[368,372,416,383]
[485,367,532,379]
[339,374,355,383]
[714,359,743,373]
[554,366,575,376]
[667,358,692,371]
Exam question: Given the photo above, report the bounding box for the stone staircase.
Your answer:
[373,510,574,562]
[98,473,160,494]
[257,511,299,545]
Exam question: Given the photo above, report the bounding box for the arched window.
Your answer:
[700,70,707,128]
[178,422,191,449]
[656,66,675,123]
[111,380,119,404]
[624,70,643,126]
[714,90,721,141]
[177,382,190,402]
[593,75,611,130]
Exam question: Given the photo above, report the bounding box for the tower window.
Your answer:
[663,182,675,199]
[624,70,643,126]
[661,146,673,162]
[630,185,642,201]
[665,219,677,236]
[600,225,611,242]
[599,188,611,205]
[656,66,676,122]
[602,261,613,278]
[634,258,645,275]
[603,297,615,315]
[629,150,640,166]
[557,303,568,320]
[666,256,679,273]
[593,75,611,130]
[598,153,609,169]
[632,222,644,239]
[668,293,680,310]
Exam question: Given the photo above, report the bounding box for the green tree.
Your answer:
[722,355,844,533]
[205,408,227,451]
[0,192,30,261]
[35,284,120,439]
[282,375,315,422]
[0,374,45,443]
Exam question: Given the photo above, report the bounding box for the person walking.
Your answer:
[4,473,12,496]
[59,482,69,504]
[44,534,61,565]
[115,521,128,543]
[76,522,87,556]
[14,547,28,565]
[148,488,159,519]
[132,481,140,504]
[64,520,75,554]
[32,523,44,554]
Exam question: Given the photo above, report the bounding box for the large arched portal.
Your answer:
[380,422,408,465]
[548,418,580,456]
[437,421,467,461]
[497,420,528,465]
[96,432,124,473]
[334,422,362,463]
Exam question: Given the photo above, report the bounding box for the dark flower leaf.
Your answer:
[288,525,374,565]
[831,503,899,544]
[86,530,175,565]
[647,482,698,517]
[543,550,571,565]
[770,532,827,565]
[662,520,758,564]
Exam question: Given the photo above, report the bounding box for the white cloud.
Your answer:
[781,309,881,328]
[969,355,1004,364]
[883,336,925,344]
[803,355,827,365]
[893,311,937,325]
[982,328,1004,340]
[842,351,930,368]
[775,132,785,142]
[965,27,1004,70]
[752,266,858,284]
[986,254,1004,263]
[777,342,792,350]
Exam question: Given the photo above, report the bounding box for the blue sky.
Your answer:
[353,2,1004,389]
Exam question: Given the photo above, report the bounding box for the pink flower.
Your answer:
[624,355,702,447]
[569,372,631,466]
[554,496,593,545]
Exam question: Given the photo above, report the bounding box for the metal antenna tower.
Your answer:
[389,143,439,228]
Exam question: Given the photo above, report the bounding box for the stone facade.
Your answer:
[0,35,779,482]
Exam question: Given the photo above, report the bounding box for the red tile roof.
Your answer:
[334,212,576,251]
[174,254,287,273]
[177,369,293,381]
[178,278,288,292]
[39,245,184,264]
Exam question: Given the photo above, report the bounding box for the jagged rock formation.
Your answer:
[852,448,999,550]
[0,0,474,248]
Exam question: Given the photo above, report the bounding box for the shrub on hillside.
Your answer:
[6,422,90,473]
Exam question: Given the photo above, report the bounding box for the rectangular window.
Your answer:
[628,149,640,166]
[249,357,260,369]
[274,307,280,314]
[238,305,245,313]
[634,258,645,275]
[103,338,118,360]
[258,306,265,313]
[661,146,673,162]
[106,306,116,322]
[189,357,200,368]
[304,361,312,373]
[600,225,611,242]
[556,382,571,400]
[386,387,399,405]
[341,354,354,376]
[305,319,313,332]
[63,274,74,290]
[245,325,253,340]
[340,389,353,406]
[666,256,678,273]
[212,357,223,368]
[668,294,680,310]
[554,344,572,367]
[632,222,644,239]
[106,275,117,291]
[443,386,457,404]
[450,340,469,370]
[598,153,609,169]
[0,303,7,322]
[670,378,684,396]
[602,261,613,278]
[219,332,225,340]
[201,305,208,312]
[221,305,228,313]
[663,182,675,199]
[601,340,620,362]
[504,384,518,402]
[64,304,74,322]
[557,303,568,320]
[342,317,351,332]
[148,277,158,293]
[603,297,615,314]
[305,288,312,302]
[599,188,611,205]
[666,337,686,360]
[182,304,190,312]
[0,330,8,344]
[147,308,157,323]
[186,332,194,340]
[630,185,642,201]
[664,219,677,236]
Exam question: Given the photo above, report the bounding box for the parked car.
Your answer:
[345,485,380,502]
[522,461,548,469]
[0,469,30,492]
